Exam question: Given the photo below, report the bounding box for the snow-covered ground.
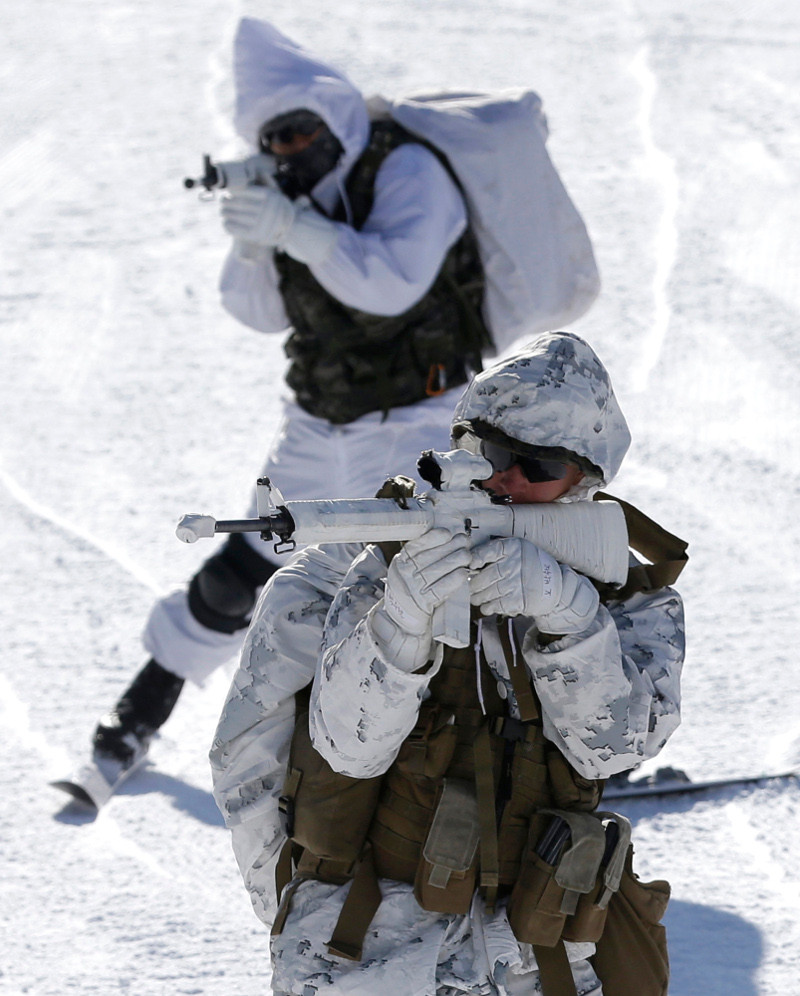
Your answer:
[2,0,799,993]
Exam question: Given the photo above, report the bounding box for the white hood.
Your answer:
[232,18,371,196]
[452,332,631,489]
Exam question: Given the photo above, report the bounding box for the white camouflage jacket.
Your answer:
[210,334,686,995]
[219,18,467,335]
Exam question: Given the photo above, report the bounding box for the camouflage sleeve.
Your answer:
[522,585,685,779]
[309,544,440,778]
[209,544,358,927]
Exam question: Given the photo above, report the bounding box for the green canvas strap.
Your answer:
[325,845,382,962]
[533,941,579,996]
[594,493,688,598]
[473,723,500,911]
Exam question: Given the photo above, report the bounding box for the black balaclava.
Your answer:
[259,109,344,200]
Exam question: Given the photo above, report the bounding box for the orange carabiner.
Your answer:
[426,363,447,397]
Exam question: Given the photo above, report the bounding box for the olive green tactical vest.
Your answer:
[276,614,601,906]
[366,620,601,908]
[275,121,491,424]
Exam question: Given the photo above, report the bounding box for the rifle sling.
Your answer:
[595,493,688,597]
[497,618,540,723]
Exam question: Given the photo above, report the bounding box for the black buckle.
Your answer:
[492,716,529,742]
[278,795,295,837]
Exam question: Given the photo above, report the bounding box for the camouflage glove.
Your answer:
[469,536,599,634]
[369,527,470,672]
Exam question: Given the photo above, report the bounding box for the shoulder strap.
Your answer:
[325,845,383,961]
[594,493,688,599]
[338,120,417,228]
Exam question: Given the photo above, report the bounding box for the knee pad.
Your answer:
[188,533,278,634]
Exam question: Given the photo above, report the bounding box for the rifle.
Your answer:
[176,449,629,648]
[183,153,276,193]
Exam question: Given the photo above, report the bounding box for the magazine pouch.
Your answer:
[562,812,631,942]
[413,777,479,913]
[279,704,382,864]
[507,809,607,946]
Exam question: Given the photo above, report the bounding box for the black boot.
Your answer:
[93,660,185,767]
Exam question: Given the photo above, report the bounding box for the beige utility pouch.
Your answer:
[564,812,632,942]
[508,808,608,946]
[414,778,479,914]
[279,706,383,864]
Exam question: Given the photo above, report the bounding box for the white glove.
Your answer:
[469,536,599,633]
[369,528,470,672]
[282,204,339,265]
[220,187,338,265]
[220,186,296,248]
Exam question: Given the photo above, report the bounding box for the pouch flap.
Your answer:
[595,811,632,905]
[422,778,480,883]
[540,809,607,894]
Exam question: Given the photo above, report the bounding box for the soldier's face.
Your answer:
[268,127,324,157]
[480,463,584,504]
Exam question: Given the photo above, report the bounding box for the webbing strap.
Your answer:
[473,724,499,910]
[497,619,540,723]
[271,875,303,937]
[382,786,434,825]
[274,837,295,902]
[594,493,688,597]
[369,820,426,863]
[533,941,579,996]
[326,846,382,962]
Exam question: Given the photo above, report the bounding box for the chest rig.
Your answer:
[275,120,491,424]
[273,614,601,956]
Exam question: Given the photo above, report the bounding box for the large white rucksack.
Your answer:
[367,90,600,356]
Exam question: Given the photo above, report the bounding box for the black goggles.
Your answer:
[479,440,571,483]
[259,113,324,150]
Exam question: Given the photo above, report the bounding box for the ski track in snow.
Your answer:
[726,805,800,917]
[0,463,162,595]
[0,673,73,776]
[2,1,800,993]
[0,673,174,894]
[628,43,679,394]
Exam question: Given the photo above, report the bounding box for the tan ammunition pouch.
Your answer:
[507,809,632,946]
[591,846,671,996]
[277,693,383,867]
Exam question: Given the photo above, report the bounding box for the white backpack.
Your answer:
[368,90,600,356]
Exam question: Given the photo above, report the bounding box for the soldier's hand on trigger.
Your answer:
[368,528,470,673]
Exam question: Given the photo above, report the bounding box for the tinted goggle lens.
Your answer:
[260,117,324,149]
[480,441,569,483]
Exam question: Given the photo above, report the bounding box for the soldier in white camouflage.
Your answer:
[90,18,487,772]
[211,332,685,996]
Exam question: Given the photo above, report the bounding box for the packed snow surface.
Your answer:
[2,0,799,993]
